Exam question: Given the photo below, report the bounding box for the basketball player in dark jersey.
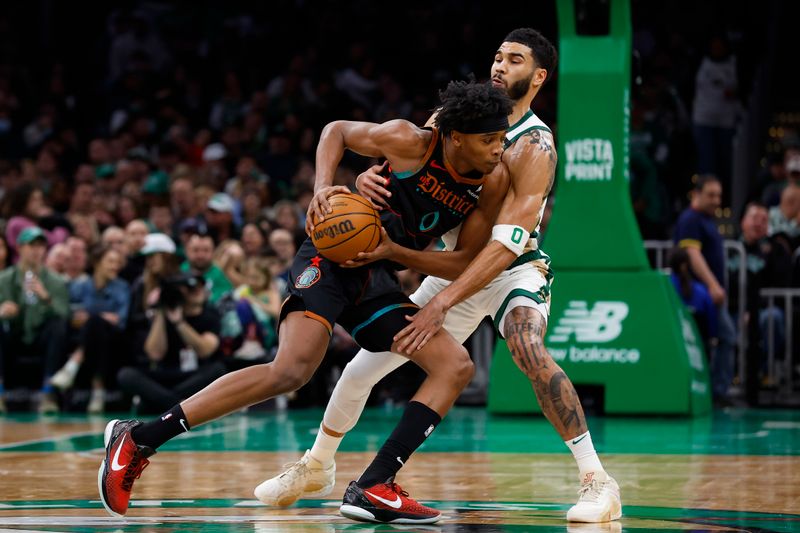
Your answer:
[96,80,512,520]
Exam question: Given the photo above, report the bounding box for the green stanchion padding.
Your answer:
[488,271,711,415]
[487,0,710,416]
[544,0,647,271]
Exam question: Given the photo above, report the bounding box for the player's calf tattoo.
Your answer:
[504,307,588,438]
[547,371,585,436]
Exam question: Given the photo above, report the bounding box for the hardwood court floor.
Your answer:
[0,407,798,532]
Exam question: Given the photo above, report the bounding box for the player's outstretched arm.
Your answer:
[307,120,431,233]
[344,163,510,280]
[394,132,557,353]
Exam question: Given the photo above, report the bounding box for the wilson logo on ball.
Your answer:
[313,219,356,241]
[311,193,381,263]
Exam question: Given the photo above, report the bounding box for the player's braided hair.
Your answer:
[434,80,513,135]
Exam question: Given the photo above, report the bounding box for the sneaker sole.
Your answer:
[340,504,441,524]
[303,482,335,498]
[253,480,333,507]
[567,500,622,523]
[254,484,302,507]
[97,420,123,518]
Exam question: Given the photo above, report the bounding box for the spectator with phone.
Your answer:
[0,227,69,414]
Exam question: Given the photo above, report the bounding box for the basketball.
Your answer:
[311,193,382,263]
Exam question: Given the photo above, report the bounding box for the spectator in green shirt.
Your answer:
[180,233,232,305]
[0,227,69,414]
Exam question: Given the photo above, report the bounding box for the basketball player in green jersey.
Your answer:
[257,28,621,524]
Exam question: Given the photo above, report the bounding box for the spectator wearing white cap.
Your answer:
[200,142,229,186]
[205,192,239,242]
[126,233,181,362]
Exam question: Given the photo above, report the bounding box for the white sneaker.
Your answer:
[567,522,622,533]
[87,391,105,414]
[38,393,60,415]
[234,340,267,360]
[566,471,622,523]
[254,450,335,506]
[50,364,78,390]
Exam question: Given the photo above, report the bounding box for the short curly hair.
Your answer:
[434,80,513,135]
[504,28,558,83]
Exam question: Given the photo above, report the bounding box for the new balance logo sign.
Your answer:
[548,301,628,343]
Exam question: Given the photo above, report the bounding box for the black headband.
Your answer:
[458,114,510,134]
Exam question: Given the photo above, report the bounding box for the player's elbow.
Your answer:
[321,120,346,142]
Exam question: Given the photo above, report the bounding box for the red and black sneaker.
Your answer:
[339,477,441,524]
[97,419,155,517]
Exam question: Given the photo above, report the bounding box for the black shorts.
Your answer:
[278,238,419,352]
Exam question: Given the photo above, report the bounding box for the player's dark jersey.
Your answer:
[379,127,485,252]
[281,126,488,351]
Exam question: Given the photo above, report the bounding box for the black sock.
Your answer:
[131,404,191,450]
[357,401,441,488]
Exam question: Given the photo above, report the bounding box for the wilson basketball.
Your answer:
[311,193,382,263]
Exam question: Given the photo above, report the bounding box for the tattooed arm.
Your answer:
[393,129,558,353]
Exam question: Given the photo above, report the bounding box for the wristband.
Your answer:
[491,224,530,257]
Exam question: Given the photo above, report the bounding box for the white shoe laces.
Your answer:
[576,479,604,504]
[279,459,311,480]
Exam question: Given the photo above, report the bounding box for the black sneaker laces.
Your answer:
[387,481,409,498]
[121,452,150,492]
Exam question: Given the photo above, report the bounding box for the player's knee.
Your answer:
[338,362,375,398]
[451,345,474,388]
[269,363,313,393]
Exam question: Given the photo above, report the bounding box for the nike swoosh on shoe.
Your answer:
[111,435,128,471]
[365,491,402,509]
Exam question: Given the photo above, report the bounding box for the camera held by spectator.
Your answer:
[158,274,204,311]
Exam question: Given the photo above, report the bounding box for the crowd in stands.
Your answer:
[0,3,796,412]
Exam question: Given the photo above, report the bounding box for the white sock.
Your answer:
[565,431,604,478]
[308,425,342,467]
